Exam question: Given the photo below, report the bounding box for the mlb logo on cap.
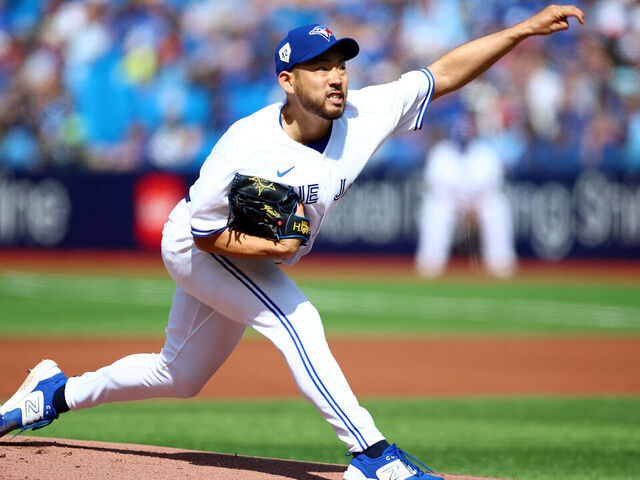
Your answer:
[275,24,359,75]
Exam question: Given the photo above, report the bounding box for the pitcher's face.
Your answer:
[293,48,349,120]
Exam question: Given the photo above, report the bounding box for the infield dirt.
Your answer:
[0,436,511,480]
[1,335,640,399]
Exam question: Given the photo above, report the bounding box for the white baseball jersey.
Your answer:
[188,68,435,264]
[416,137,516,278]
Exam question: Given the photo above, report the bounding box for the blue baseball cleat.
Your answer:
[0,359,68,438]
[344,443,444,480]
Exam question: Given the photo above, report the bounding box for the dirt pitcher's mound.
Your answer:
[0,436,510,480]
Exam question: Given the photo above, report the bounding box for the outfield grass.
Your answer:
[25,397,640,480]
[1,270,639,336]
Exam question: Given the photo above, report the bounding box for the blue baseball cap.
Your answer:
[275,24,359,75]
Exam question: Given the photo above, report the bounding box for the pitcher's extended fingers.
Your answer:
[556,5,585,25]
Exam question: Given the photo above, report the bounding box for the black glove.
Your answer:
[228,173,311,244]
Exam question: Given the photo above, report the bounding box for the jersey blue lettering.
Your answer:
[297,184,319,204]
[307,184,319,203]
[334,178,348,201]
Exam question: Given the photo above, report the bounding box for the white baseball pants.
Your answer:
[64,199,383,453]
[415,186,516,277]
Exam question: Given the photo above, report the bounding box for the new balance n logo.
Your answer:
[25,398,41,416]
[22,392,44,423]
[376,459,416,480]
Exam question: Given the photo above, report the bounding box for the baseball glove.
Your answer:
[228,173,311,244]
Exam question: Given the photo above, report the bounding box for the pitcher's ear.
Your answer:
[278,70,295,95]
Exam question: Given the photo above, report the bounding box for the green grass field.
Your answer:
[1,270,639,336]
[2,265,640,480]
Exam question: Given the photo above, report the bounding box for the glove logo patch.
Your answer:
[292,219,310,236]
[261,204,279,220]
[249,176,276,196]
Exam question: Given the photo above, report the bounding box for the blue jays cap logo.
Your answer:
[275,24,359,74]
[309,26,333,41]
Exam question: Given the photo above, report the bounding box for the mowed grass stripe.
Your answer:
[303,287,640,330]
[1,271,639,334]
[2,270,172,305]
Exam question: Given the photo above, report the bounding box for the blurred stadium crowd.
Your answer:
[0,0,638,176]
